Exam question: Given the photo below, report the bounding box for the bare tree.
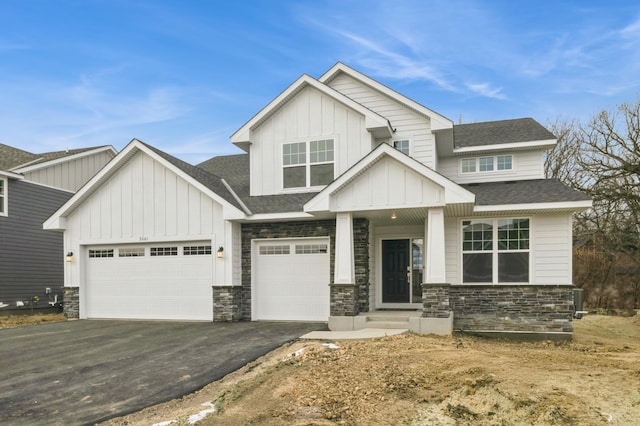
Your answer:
[546,100,640,310]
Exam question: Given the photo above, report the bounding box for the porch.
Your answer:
[329,309,454,336]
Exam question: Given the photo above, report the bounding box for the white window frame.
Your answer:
[460,155,513,174]
[461,217,531,284]
[0,176,6,216]
[282,138,335,190]
[392,139,411,155]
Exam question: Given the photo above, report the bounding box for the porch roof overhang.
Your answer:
[304,143,476,216]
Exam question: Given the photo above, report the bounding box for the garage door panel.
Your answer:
[85,242,213,321]
[254,238,330,322]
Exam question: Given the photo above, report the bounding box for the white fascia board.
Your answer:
[304,143,475,213]
[0,170,24,179]
[43,216,67,231]
[243,212,316,221]
[453,139,557,155]
[137,143,247,219]
[13,146,117,173]
[474,199,593,213]
[231,74,391,145]
[43,140,247,229]
[319,62,453,131]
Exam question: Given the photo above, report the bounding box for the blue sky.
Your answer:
[1,0,640,164]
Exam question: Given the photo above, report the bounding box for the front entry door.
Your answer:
[382,239,410,303]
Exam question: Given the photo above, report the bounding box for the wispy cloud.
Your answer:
[465,82,507,100]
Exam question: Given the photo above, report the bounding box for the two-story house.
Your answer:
[44,64,591,339]
[0,144,116,310]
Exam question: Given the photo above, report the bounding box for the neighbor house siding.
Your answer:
[327,73,436,168]
[0,179,72,307]
[249,86,372,196]
[22,150,114,192]
[437,150,545,184]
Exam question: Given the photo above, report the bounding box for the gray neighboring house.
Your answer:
[0,144,116,310]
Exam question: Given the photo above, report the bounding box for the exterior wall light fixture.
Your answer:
[65,251,74,262]
[217,247,224,258]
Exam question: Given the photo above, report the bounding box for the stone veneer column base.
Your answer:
[213,286,243,322]
[330,283,359,317]
[63,287,79,318]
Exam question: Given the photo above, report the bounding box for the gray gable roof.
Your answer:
[0,143,111,171]
[197,153,317,214]
[139,142,246,212]
[463,179,590,205]
[0,144,39,170]
[453,118,556,149]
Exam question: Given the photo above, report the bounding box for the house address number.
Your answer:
[139,236,149,241]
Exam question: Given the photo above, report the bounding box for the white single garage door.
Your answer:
[253,238,330,321]
[85,242,213,320]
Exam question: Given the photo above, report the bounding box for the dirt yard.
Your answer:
[96,312,640,426]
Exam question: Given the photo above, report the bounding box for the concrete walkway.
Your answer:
[301,328,408,340]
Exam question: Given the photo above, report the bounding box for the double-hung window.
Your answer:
[283,139,334,188]
[0,177,6,216]
[462,218,530,283]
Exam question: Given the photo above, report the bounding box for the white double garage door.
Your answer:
[84,238,330,322]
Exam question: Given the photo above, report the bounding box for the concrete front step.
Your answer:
[365,320,410,329]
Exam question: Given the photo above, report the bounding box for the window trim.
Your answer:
[0,176,7,217]
[392,138,411,156]
[460,155,513,174]
[282,138,335,190]
[461,217,531,284]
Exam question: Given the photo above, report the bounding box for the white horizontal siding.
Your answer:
[444,217,459,284]
[328,74,436,168]
[437,150,545,184]
[533,213,573,284]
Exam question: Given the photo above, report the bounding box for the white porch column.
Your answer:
[334,212,355,284]
[425,207,446,283]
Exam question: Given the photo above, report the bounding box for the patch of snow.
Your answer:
[323,343,340,350]
[283,347,307,361]
[151,421,176,426]
[601,412,614,423]
[188,402,216,424]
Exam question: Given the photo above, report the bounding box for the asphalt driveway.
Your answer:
[0,320,326,425]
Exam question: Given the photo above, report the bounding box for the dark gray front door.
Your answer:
[382,239,410,303]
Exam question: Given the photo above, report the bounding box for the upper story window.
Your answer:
[283,139,334,189]
[0,177,6,216]
[461,155,513,174]
[393,139,410,155]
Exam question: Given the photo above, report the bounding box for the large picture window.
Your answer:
[283,139,334,188]
[462,218,529,283]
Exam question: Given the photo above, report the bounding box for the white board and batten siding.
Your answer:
[23,150,115,192]
[252,238,330,321]
[443,214,573,285]
[62,151,231,320]
[330,156,444,211]
[437,151,546,185]
[327,73,437,169]
[249,86,373,196]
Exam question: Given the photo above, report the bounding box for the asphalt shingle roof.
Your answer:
[463,179,591,205]
[0,144,111,171]
[453,118,556,149]
[0,144,39,170]
[197,153,319,214]
[140,143,246,212]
